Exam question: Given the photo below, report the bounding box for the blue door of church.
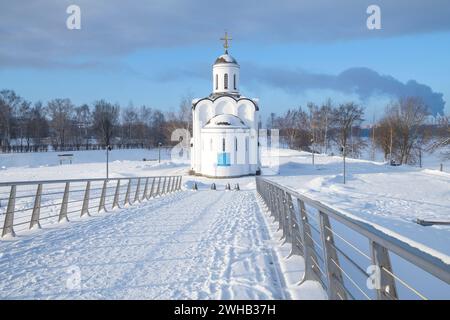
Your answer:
[217,152,230,166]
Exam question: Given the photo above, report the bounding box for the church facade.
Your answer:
[190,34,261,178]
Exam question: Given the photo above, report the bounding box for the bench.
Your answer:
[58,153,74,165]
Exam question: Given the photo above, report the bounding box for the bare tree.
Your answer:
[319,99,333,154]
[46,98,74,149]
[74,104,92,148]
[150,110,166,146]
[374,114,394,160]
[386,97,430,164]
[92,100,120,146]
[27,101,49,148]
[178,94,193,134]
[15,99,32,150]
[122,105,139,144]
[331,102,365,155]
[0,90,28,147]
[138,105,154,145]
[274,107,311,149]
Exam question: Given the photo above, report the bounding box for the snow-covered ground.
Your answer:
[0,148,449,299]
[263,149,450,258]
[0,148,184,182]
[0,186,325,299]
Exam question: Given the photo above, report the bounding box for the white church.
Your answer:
[190,33,261,178]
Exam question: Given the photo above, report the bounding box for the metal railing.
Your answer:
[0,175,183,238]
[256,177,450,300]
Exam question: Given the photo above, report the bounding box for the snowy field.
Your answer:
[264,149,450,257]
[0,148,183,182]
[0,148,449,299]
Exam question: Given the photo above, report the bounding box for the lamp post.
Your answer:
[158,142,162,164]
[419,147,422,168]
[341,145,346,184]
[311,138,315,166]
[106,145,111,180]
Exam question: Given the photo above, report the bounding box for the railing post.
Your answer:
[161,177,166,195]
[142,177,149,201]
[267,184,276,217]
[298,199,322,285]
[178,176,182,190]
[276,188,283,232]
[81,181,91,217]
[267,183,273,208]
[166,177,171,193]
[112,179,121,209]
[281,191,293,245]
[371,241,398,300]
[30,183,43,229]
[319,211,347,300]
[286,193,302,257]
[166,177,172,193]
[148,177,155,199]
[171,176,176,192]
[124,178,131,206]
[98,180,108,212]
[2,185,16,237]
[58,182,70,222]
[270,186,278,220]
[155,177,161,196]
[134,178,141,203]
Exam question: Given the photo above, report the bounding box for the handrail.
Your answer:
[0,175,183,238]
[256,177,450,300]
[0,175,180,187]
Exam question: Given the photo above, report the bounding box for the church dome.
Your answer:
[204,114,248,129]
[214,54,238,65]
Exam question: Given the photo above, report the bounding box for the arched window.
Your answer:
[215,74,218,90]
[233,74,236,90]
[235,137,238,151]
[222,138,226,152]
[224,73,228,89]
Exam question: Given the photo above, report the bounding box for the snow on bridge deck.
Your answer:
[0,189,324,299]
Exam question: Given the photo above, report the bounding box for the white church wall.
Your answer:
[199,128,252,178]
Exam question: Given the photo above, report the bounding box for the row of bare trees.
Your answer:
[269,97,449,165]
[0,89,192,152]
[269,100,365,158]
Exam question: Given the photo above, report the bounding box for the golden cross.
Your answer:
[220,31,232,52]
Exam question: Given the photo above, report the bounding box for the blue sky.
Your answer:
[1,0,449,122]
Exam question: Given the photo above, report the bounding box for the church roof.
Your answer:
[192,94,259,111]
[214,53,238,65]
[204,114,248,129]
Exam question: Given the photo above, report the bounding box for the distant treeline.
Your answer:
[1,89,449,164]
[266,98,449,164]
[0,89,192,152]
[0,143,163,154]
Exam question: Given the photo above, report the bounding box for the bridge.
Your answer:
[0,175,449,299]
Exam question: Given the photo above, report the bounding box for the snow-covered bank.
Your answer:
[263,149,450,257]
